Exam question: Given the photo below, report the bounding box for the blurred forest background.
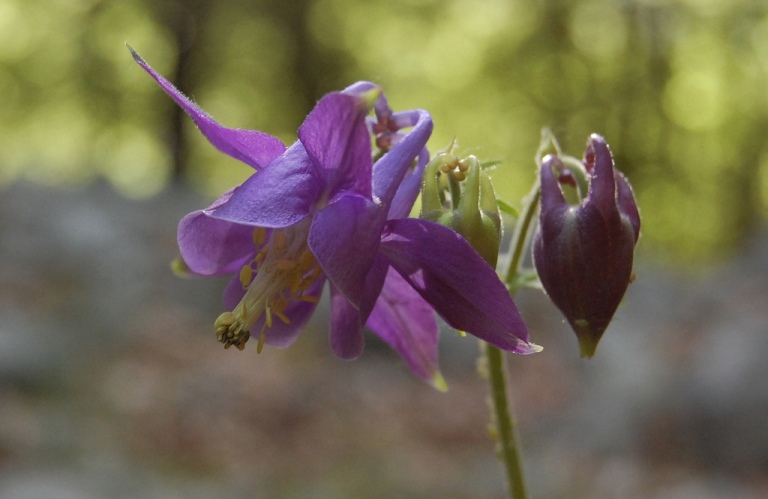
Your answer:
[2,0,767,262]
[2,0,768,498]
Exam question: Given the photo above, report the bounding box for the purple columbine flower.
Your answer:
[131,48,537,388]
[533,134,641,358]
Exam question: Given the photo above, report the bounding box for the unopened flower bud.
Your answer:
[533,134,640,357]
[421,152,502,266]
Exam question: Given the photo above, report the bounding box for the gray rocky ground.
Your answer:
[1,181,767,498]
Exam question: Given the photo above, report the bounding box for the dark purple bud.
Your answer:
[533,134,640,357]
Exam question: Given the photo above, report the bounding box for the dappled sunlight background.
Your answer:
[2,0,768,497]
[2,0,767,261]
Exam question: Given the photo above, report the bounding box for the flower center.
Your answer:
[213,219,321,351]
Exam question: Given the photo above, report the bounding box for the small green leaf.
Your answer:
[480,160,502,169]
[496,199,519,218]
[506,267,541,294]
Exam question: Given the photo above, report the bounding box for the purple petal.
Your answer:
[299,92,373,198]
[379,218,537,354]
[130,47,285,170]
[615,170,641,242]
[342,81,380,94]
[372,109,433,212]
[308,193,382,309]
[584,135,618,215]
[209,142,320,228]
[540,154,569,214]
[366,267,441,384]
[342,81,391,119]
[323,252,387,360]
[388,147,430,220]
[178,188,260,276]
[222,272,247,311]
[329,283,365,359]
[357,254,389,324]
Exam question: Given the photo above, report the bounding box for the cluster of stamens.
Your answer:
[371,110,400,151]
[438,154,470,181]
[214,222,321,352]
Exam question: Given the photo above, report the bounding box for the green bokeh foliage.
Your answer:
[1,0,767,263]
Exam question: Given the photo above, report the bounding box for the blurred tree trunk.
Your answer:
[158,1,209,184]
[153,0,339,183]
[267,0,337,112]
[730,118,767,245]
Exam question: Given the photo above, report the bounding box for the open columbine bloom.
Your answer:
[132,48,537,387]
[533,134,641,358]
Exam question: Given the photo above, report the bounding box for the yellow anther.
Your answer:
[299,249,316,269]
[265,307,273,328]
[256,331,266,353]
[274,297,289,311]
[457,160,470,172]
[239,265,253,289]
[440,163,453,173]
[273,308,290,324]
[275,259,298,271]
[214,311,250,350]
[252,227,268,246]
[214,311,237,330]
[255,249,267,266]
[453,171,466,181]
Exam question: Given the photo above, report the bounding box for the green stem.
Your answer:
[504,180,540,286]
[485,178,540,499]
[487,131,553,497]
[486,343,528,499]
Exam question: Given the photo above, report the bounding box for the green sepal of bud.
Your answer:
[420,151,458,221]
[453,157,502,267]
[420,151,502,267]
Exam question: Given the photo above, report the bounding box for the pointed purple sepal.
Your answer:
[367,267,442,385]
[208,142,320,228]
[379,218,537,354]
[129,46,285,170]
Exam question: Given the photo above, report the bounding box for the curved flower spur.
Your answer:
[131,48,537,387]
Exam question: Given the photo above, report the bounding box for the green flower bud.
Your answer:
[420,150,502,267]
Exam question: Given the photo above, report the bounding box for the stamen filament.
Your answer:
[273,309,290,324]
[273,231,287,249]
[275,259,298,270]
